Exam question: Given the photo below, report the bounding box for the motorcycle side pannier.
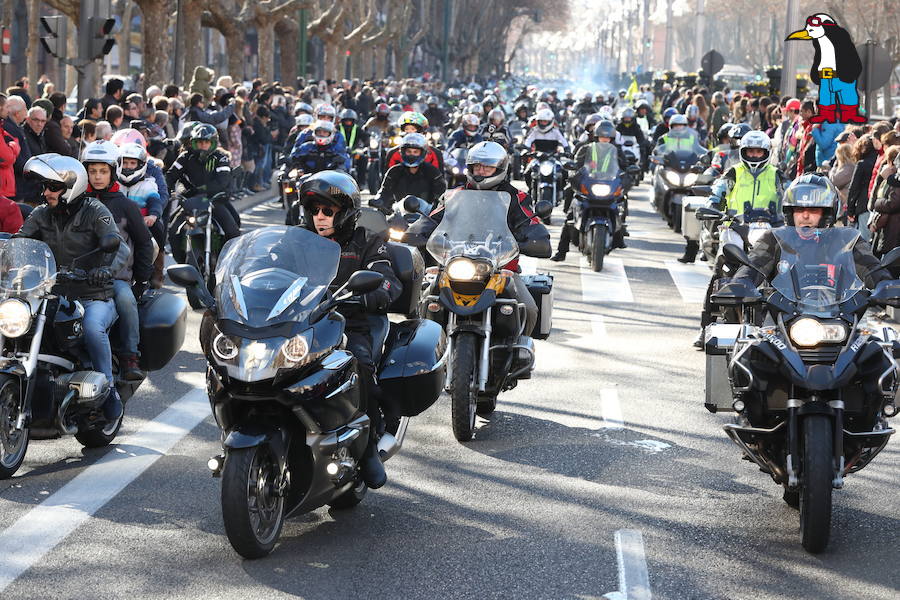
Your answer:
[386,242,425,317]
[522,273,554,340]
[378,319,447,416]
[704,323,742,413]
[138,290,188,371]
[681,196,707,242]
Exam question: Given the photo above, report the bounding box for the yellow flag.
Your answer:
[626,77,639,101]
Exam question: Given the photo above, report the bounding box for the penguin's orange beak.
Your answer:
[786,29,812,41]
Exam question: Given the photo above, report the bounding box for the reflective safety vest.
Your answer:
[726,163,779,214]
[588,143,613,172]
[660,133,697,152]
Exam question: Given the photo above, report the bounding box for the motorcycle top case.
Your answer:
[378,319,447,416]
[385,242,425,316]
[137,290,188,372]
[522,273,554,340]
[681,196,708,242]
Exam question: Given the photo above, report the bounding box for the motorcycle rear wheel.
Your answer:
[75,409,123,448]
[799,414,833,554]
[590,225,608,272]
[0,376,28,479]
[221,444,285,559]
[450,333,479,442]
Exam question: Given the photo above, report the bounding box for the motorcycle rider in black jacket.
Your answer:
[372,133,446,212]
[298,171,402,489]
[18,154,131,421]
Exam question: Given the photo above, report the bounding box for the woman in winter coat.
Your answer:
[0,121,23,233]
[828,142,855,223]
[870,147,900,259]
[846,134,879,240]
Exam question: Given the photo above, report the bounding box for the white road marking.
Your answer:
[664,259,711,303]
[0,389,210,592]
[519,255,538,275]
[610,529,652,600]
[591,315,608,342]
[580,257,634,303]
[600,389,625,430]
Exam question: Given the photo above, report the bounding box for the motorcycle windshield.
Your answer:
[214,226,340,326]
[770,227,864,313]
[660,129,705,157]
[426,189,519,267]
[0,238,57,298]
[584,142,620,180]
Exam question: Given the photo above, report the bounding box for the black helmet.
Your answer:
[298,170,362,240]
[190,123,219,160]
[594,120,615,140]
[716,122,734,145]
[729,123,752,148]
[782,174,838,227]
[339,108,358,124]
[398,95,410,105]
[390,103,403,112]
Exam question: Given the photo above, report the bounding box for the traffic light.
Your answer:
[87,16,115,60]
[40,16,66,58]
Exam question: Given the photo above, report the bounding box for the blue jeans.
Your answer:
[261,145,273,185]
[857,211,872,242]
[112,280,140,356]
[82,299,117,386]
[818,77,859,106]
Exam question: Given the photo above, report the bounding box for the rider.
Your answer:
[82,140,154,382]
[690,131,790,344]
[481,107,512,149]
[616,107,646,167]
[19,154,131,421]
[385,112,443,170]
[298,171,402,489]
[551,120,630,262]
[652,107,678,145]
[731,174,888,287]
[411,141,551,336]
[290,120,351,172]
[165,123,241,241]
[293,104,349,157]
[363,103,393,135]
[337,108,369,183]
[684,105,708,146]
[423,96,446,129]
[707,123,751,178]
[447,113,483,151]
[523,108,569,154]
[373,133,446,213]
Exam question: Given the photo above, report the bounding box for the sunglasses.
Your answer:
[309,206,336,217]
[43,181,67,192]
[806,16,832,27]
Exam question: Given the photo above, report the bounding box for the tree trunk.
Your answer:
[65,22,78,95]
[276,19,298,85]
[883,82,894,117]
[26,0,40,88]
[220,24,244,83]
[323,37,341,80]
[136,0,170,89]
[182,0,205,85]
[372,44,386,80]
[118,0,133,76]
[257,19,275,84]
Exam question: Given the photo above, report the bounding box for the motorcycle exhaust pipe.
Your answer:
[377,416,410,461]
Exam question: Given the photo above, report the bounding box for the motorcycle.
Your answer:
[276,163,301,212]
[283,151,347,227]
[523,150,567,225]
[169,191,229,310]
[651,129,706,232]
[0,236,187,478]
[568,142,640,272]
[167,225,445,558]
[620,135,642,178]
[415,189,553,441]
[445,145,470,189]
[705,230,900,553]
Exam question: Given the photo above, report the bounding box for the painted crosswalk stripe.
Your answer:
[664,260,711,303]
[600,389,625,429]
[0,388,210,592]
[603,529,652,600]
[519,255,538,275]
[580,257,634,303]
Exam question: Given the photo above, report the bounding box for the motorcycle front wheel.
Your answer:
[590,224,608,272]
[367,163,380,193]
[540,188,554,225]
[221,444,285,559]
[0,376,28,479]
[450,333,479,442]
[799,414,834,554]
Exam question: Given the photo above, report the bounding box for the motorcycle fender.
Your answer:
[224,424,283,452]
[438,286,498,317]
[450,322,487,338]
[585,216,612,231]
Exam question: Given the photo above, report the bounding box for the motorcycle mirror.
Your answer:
[869,279,900,308]
[402,195,429,215]
[878,246,900,270]
[695,206,724,221]
[166,264,204,288]
[722,244,770,282]
[347,270,385,294]
[534,200,553,219]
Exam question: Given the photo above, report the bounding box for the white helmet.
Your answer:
[23,154,88,205]
[295,114,314,128]
[117,143,149,186]
[82,140,120,169]
[739,131,771,174]
[313,120,335,146]
[465,141,509,190]
[535,108,554,133]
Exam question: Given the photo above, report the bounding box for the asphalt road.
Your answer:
[0,182,897,600]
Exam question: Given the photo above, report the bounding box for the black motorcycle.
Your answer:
[523,149,567,224]
[167,225,445,558]
[169,192,230,309]
[651,129,705,231]
[0,236,187,478]
[705,229,900,553]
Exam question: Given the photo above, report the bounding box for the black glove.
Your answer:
[87,267,114,287]
[132,281,149,300]
[362,289,391,312]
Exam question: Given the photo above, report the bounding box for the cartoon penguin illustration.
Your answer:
[786,13,865,124]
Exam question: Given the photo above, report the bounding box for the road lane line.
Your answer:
[0,388,210,592]
[519,255,538,275]
[580,257,634,303]
[600,389,625,429]
[614,529,652,600]
[591,315,608,342]
[664,259,710,303]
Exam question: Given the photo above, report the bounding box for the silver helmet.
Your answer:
[465,141,509,190]
[23,153,88,205]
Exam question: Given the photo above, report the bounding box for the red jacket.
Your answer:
[0,197,23,234]
[386,146,442,170]
[0,126,20,199]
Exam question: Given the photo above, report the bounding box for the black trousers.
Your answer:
[346,330,387,440]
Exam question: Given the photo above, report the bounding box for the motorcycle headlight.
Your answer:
[683,172,699,186]
[280,334,310,364]
[539,162,554,176]
[369,139,379,149]
[452,166,461,174]
[789,318,847,347]
[213,332,238,360]
[0,298,32,338]
[590,183,612,196]
[663,169,681,186]
[283,186,294,194]
[389,228,405,241]
[288,168,300,178]
[446,258,491,281]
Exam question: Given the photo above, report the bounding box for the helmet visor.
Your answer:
[784,182,835,208]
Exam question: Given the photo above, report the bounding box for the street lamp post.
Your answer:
[781,0,800,97]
